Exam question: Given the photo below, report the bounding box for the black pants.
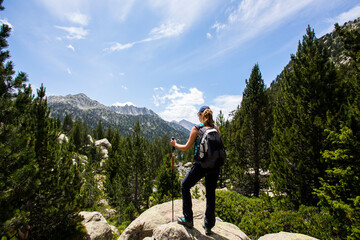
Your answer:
[181,163,220,229]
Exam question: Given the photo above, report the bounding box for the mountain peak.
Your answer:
[179,119,196,131]
[110,104,157,116]
[48,93,106,110]
[112,101,135,107]
[48,93,158,117]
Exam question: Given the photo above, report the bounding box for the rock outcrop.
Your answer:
[95,138,112,148]
[58,133,68,144]
[118,199,249,240]
[80,211,113,240]
[258,231,319,240]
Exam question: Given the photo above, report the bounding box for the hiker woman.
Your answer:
[170,106,220,235]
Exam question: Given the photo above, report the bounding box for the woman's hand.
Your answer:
[170,138,176,147]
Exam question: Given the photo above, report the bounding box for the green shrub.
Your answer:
[215,190,342,239]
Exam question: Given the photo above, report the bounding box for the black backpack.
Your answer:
[197,125,226,169]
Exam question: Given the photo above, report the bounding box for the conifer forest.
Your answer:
[1,1,359,239]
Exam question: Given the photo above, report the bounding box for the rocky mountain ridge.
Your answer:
[274,17,360,84]
[48,93,157,116]
[47,93,189,142]
[110,104,157,116]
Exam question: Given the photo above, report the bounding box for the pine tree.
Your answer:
[0,1,38,224]
[70,119,83,151]
[82,143,103,208]
[153,154,181,204]
[105,126,114,143]
[230,64,269,196]
[216,111,231,188]
[314,23,360,239]
[94,120,104,140]
[0,4,85,235]
[27,86,85,238]
[62,114,73,134]
[131,121,147,211]
[270,26,340,206]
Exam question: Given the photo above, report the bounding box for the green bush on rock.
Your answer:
[215,190,341,240]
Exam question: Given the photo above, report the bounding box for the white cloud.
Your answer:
[105,42,134,52]
[105,22,185,52]
[153,85,205,122]
[113,101,135,107]
[209,0,315,54]
[121,85,128,90]
[149,23,186,39]
[320,5,360,36]
[105,0,222,53]
[210,95,242,120]
[36,0,89,23]
[212,22,226,32]
[67,68,72,75]
[148,0,220,30]
[55,26,88,40]
[0,18,13,29]
[67,44,75,51]
[66,12,89,25]
[206,33,213,39]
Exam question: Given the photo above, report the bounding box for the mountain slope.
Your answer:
[48,94,189,142]
[273,17,360,85]
[179,119,196,131]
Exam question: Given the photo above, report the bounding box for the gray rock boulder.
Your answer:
[152,222,192,240]
[184,162,193,168]
[118,199,249,240]
[258,231,319,240]
[58,133,68,144]
[80,211,113,240]
[95,138,111,148]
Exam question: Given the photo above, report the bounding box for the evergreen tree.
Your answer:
[27,86,84,238]
[314,23,360,239]
[0,4,84,236]
[82,143,103,208]
[62,114,73,134]
[105,126,114,143]
[230,64,269,196]
[131,121,147,211]
[0,3,39,228]
[0,8,37,223]
[315,126,359,239]
[270,26,340,206]
[216,111,231,188]
[105,123,150,222]
[94,120,104,140]
[153,154,181,204]
[70,119,83,151]
[104,129,128,209]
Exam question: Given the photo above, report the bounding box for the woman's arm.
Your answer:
[171,126,198,151]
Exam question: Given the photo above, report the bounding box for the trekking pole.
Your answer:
[171,137,175,222]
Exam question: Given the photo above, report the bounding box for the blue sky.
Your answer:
[1,0,360,123]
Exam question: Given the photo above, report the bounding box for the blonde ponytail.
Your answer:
[202,109,214,126]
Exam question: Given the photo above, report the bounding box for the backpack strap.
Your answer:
[194,124,204,131]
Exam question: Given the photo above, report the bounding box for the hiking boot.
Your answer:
[177,217,194,228]
[202,223,212,235]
